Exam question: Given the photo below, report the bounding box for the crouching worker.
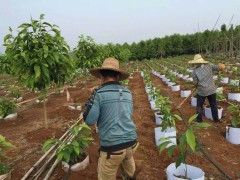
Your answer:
[83,57,139,180]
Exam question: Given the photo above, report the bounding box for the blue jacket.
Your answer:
[83,81,137,147]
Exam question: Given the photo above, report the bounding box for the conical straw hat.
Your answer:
[188,54,209,64]
[89,57,129,81]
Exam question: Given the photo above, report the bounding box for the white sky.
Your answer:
[1,0,240,52]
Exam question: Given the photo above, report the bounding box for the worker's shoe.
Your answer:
[195,119,203,123]
[213,120,222,124]
[122,172,136,180]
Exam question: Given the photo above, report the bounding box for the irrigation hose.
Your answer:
[63,165,72,180]
[200,149,232,180]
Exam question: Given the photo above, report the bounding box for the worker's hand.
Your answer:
[218,63,226,71]
[88,86,99,94]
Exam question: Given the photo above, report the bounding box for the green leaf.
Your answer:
[232,116,239,128]
[18,23,31,29]
[179,135,186,152]
[4,34,12,42]
[63,151,70,163]
[53,52,59,61]
[195,122,211,128]
[186,129,196,151]
[158,141,171,154]
[0,135,5,141]
[43,45,48,52]
[34,65,41,79]
[175,156,182,168]
[167,145,176,157]
[20,51,26,58]
[44,53,48,58]
[42,139,55,151]
[41,66,50,79]
[43,22,52,27]
[173,114,182,121]
[72,140,79,147]
[57,151,64,162]
[40,14,45,20]
[2,141,15,147]
[189,114,198,124]
[73,145,80,155]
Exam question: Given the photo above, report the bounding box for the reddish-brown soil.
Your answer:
[0,70,239,180]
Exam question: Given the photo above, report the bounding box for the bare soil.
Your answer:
[0,70,239,180]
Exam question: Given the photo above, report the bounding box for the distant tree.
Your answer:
[101,43,131,62]
[74,35,102,70]
[170,34,183,55]
[129,42,138,60]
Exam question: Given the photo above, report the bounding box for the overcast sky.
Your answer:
[1,0,240,52]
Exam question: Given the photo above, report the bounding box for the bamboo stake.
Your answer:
[43,98,48,129]
[21,114,83,180]
[16,92,55,106]
[21,135,66,180]
[16,80,81,106]
[34,122,83,179]
[32,134,74,180]
[43,159,59,180]
[176,88,196,109]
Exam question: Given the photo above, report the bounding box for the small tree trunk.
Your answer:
[43,96,48,128]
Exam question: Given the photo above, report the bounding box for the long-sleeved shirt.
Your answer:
[192,64,219,96]
[83,81,137,147]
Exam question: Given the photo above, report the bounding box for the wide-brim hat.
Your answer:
[89,57,129,81]
[188,54,209,64]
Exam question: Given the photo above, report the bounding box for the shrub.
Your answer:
[0,98,17,118]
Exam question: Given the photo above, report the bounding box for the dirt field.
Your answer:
[0,70,239,180]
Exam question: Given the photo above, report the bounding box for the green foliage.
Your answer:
[0,135,15,175]
[43,123,93,164]
[110,23,240,60]
[181,80,193,90]
[4,14,74,91]
[216,88,226,101]
[73,36,131,70]
[229,81,240,93]
[158,114,210,169]
[0,54,11,74]
[150,86,178,132]
[101,43,131,63]
[74,35,102,70]
[0,98,17,118]
[0,163,11,175]
[121,79,129,87]
[168,72,177,83]
[10,86,21,98]
[227,102,240,128]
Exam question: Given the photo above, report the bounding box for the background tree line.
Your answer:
[1,22,240,75]
[124,24,240,60]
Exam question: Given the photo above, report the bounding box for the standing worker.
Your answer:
[83,57,139,180]
[188,54,225,123]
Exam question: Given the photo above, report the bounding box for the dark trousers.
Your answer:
[196,93,219,122]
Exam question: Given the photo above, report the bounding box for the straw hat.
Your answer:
[89,57,129,80]
[188,54,209,64]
